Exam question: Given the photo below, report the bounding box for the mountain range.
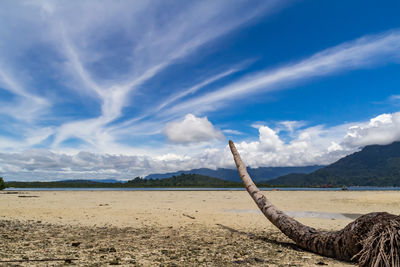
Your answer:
[145,166,323,182]
[268,141,400,187]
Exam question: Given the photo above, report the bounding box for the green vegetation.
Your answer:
[6,179,117,188]
[125,174,242,187]
[0,177,5,190]
[5,174,250,188]
[269,141,400,187]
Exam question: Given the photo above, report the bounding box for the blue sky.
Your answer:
[1,0,400,181]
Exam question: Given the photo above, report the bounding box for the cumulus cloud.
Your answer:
[233,124,350,167]
[163,114,224,144]
[0,148,228,181]
[2,112,400,181]
[0,150,169,181]
[233,112,400,168]
[342,113,400,147]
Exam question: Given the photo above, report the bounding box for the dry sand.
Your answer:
[1,190,400,266]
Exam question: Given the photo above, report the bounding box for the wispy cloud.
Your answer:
[68,28,400,155]
[390,95,400,101]
[111,64,247,134]
[222,129,244,135]
[42,0,284,149]
[156,68,240,112]
[166,30,400,116]
[0,67,49,121]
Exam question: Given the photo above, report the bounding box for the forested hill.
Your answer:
[268,141,400,187]
[124,174,242,187]
[145,166,323,182]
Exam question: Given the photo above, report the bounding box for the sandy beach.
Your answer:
[1,190,400,266]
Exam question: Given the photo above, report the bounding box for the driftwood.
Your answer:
[229,140,400,267]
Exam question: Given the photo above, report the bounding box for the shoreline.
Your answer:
[4,186,400,191]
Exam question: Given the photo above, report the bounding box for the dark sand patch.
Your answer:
[0,220,354,266]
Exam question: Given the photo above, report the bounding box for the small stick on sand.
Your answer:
[182,213,196,219]
[0,258,77,263]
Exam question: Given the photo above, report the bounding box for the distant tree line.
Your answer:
[5,174,254,188]
[4,173,286,189]
[0,177,5,190]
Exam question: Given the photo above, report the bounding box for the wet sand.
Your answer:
[1,190,400,266]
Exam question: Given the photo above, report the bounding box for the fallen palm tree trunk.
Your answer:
[229,140,400,266]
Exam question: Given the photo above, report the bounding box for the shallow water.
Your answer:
[225,209,363,220]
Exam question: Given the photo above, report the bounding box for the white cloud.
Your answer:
[232,112,400,168]
[342,112,400,147]
[155,67,241,113]
[0,67,49,121]
[258,126,283,151]
[2,111,400,181]
[163,114,224,144]
[390,95,400,102]
[276,120,306,134]
[232,124,351,167]
[222,129,243,135]
[0,147,227,181]
[166,30,400,116]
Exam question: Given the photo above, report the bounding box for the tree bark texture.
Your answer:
[229,140,400,266]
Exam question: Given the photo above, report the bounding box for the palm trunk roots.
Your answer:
[229,140,400,267]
